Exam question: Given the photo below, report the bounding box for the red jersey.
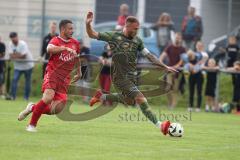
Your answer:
[45,36,80,84]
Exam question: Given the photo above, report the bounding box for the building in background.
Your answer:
[0,0,94,58]
[191,0,240,45]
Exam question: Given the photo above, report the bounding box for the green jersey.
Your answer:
[98,31,144,82]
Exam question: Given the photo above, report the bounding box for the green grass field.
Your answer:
[0,98,239,160]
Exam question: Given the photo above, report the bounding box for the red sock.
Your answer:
[32,104,51,115]
[43,105,51,115]
[29,100,48,126]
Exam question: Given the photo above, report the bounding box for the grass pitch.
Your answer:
[0,98,239,160]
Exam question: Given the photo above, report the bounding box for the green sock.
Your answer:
[139,101,158,125]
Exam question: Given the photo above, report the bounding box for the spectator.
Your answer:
[8,32,34,100]
[151,12,175,54]
[78,39,90,103]
[184,50,203,112]
[225,61,240,113]
[116,3,129,30]
[41,21,58,78]
[203,58,219,112]
[0,36,6,97]
[181,6,203,50]
[226,36,240,113]
[159,33,186,109]
[232,61,240,113]
[99,44,112,105]
[196,41,208,66]
[226,36,239,67]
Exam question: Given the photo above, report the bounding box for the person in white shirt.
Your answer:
[8,32,34,100]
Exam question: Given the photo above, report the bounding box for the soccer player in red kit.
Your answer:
[18,19,82,132]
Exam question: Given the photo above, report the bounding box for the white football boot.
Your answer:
[18,102,34,121]
[26,125,37,132]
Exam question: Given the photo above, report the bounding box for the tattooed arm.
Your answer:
[142,48,178,73]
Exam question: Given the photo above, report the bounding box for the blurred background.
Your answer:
[0,0,240,57]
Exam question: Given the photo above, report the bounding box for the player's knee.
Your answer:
[42,90,55,104]
[124,97,135,105]
[135,95,147,104]
[51,101,66,114]
[42,95,54,104]
[51,106,63,114]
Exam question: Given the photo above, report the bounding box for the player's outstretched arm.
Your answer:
[86,12,99,39]
[47,45,77,56]
[142,48,178,73]
[47,45,67,54]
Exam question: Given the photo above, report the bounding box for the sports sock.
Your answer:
[32,104,51,115]
[139,101,159,125]
[30,100,48,126]
[155,121,161,128]
[32,104,51,114]
[42,105,51,115]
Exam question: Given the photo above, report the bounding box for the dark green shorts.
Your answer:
[113,78,141,99]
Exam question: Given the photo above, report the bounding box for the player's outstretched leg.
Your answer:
[18,100,64,121]
[18,100,66,123]
[90,90,125,106]
[135,93,171,135]
[25,89,55,132]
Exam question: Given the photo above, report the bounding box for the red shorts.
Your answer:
[42,75,69,102]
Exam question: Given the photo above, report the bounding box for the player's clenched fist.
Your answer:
[65,47,78,57]
[86,12,94,24]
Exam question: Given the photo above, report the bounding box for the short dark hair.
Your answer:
[125,16,139,25]
[9,32,18,38]
[59,19,73,31]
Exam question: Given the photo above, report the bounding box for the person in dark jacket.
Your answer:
[226,36,240,113]
[41,21,58,78]
[0,36,6,96]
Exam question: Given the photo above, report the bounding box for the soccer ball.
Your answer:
[168,123,184,137]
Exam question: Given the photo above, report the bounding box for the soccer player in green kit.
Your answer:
[86,12,177,135]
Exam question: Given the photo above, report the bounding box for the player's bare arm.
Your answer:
[86,11,99,39]
[142,48,178,73]
[47,45,77,56]
[47,45,65,54]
